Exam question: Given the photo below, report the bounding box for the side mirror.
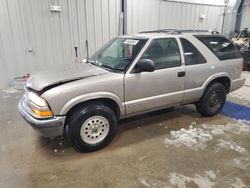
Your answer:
[134,59,155,73]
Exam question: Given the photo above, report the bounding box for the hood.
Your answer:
[26,63,108,91]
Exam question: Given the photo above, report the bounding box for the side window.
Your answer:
[180,38,207,65]
[195,36,242,60]
[141,38,181,69]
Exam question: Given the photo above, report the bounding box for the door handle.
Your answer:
[178,71,185,77]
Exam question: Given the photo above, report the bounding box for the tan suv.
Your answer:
[18,29,245,152]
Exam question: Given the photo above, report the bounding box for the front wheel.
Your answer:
[67,103,118,152]
[195,83,226,117]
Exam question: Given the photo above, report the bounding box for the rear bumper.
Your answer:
[18,97,65,137]
[230,76,246,92]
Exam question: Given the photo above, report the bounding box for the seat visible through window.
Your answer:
[141,38,181,69]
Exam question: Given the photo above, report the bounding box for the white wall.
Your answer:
[241,0,250,29]
[127,0,225,34]
[0,0,232,89]
[0,0,121,89]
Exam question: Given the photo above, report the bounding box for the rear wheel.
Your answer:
[66,103,118,152]
[195,83,226,117]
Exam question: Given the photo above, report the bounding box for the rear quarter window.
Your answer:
[180,38,207,65]
[195,36,242,61]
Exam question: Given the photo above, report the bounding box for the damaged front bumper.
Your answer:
[18,97,65,137]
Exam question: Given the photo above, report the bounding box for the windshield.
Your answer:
[89,38,147,71]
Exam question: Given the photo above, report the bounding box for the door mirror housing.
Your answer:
[134,59,155,73]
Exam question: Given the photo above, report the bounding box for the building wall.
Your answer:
[241,0,250,29]
[126,0,225,34]
[0,0,121,89]
[222,0,242,38]
[0,0,231,89]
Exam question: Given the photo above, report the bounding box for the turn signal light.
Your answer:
[32,109,53,117]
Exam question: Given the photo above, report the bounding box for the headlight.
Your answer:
[27,92,53,118]
[28,92,47,107]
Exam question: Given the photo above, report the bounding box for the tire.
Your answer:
[66,102,118,152]
[195,82,226,117]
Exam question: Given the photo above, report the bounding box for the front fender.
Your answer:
[59,92,125,117]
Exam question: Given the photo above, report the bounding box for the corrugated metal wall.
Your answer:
[1,0,239,89]
[126,0,225,34]
[222,0,241,38]
[0,0,121,89]
[241,1,250,29]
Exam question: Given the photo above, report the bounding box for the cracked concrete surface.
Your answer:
[0,72,250,188]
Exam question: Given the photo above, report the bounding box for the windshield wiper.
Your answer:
[85,58,122,72]
[85,59,97,65]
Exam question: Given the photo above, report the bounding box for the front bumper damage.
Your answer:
[18,97,65,137]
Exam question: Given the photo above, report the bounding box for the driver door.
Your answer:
[124,37,185,116]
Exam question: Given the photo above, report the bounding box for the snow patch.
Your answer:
[205,170,216,179]
[138,171,216,188]
[230,177,247,188]
[169,172,215,188]
[48,174,58,182]
[165,126,213,150]
[230,159,250,170]
[202,121,250,135]
[165,120,250,151]
[138,155,149,161]
[138,176,170,187]
[137,177,152,187]
[191,121,197,125]
[216,139,246,153]
[233,159,241,164]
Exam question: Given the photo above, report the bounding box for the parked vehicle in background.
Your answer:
[18,29,245,152]
[233,28,249,40]
[232,28,250,48]
[240,45,250,71]
[232,28,250,70]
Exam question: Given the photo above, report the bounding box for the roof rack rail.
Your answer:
[139,29,219,35]
[139,29,181,34]
[179,29,220,34]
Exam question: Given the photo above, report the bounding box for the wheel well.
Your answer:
[63,98,120,136]
[207,77,231,93]
[65,98,120,120]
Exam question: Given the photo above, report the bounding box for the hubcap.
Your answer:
[209,90,223,110]
[80,116,110,144]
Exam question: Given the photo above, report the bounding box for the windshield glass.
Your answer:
[90,38,147,71]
